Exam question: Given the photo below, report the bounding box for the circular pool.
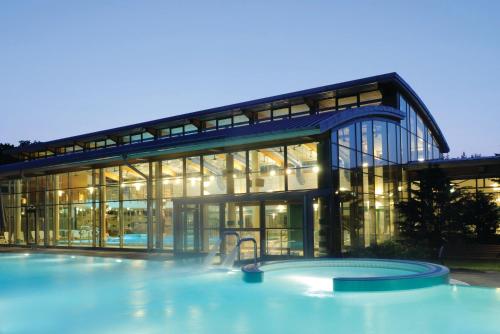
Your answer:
[260,259,449,292]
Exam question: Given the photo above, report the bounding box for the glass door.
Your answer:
[175,204,200,253]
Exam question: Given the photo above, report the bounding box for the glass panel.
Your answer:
[184,124,198,134]
[228,151,246,194]
[204,120,217,132]
[161,159,184,198]
[203,154,227,195]
[290,104,309,114]
[401,129,408,163]
[249,147,285,193]
[233,114,249,126]
[417,137,425,161]
[217,118,232,129]
[257,110,271,122]
[186,156,201,197]
[360,90,382,102]
[318,98,336,111]
[409,107,416,134]
[373,121,388,163]
[265,202,303,256]
[387,123,397,163]
[272,108,289,119]
[171,126,183,137]
[72,203,93,247]
[202,204,220,252]
[337,96,357,108]
[103,201,120,247]
[162,200,174,250]
[122,200,147,248]
[416,115,424,139]
[287,143,319,190]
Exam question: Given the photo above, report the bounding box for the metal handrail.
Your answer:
[237,237,258,266]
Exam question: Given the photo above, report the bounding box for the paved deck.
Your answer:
[450,269,500,288]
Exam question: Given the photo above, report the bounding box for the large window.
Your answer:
[287,143,319,190]
[249,147,285,193]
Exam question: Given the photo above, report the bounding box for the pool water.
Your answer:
[0,254,498,333]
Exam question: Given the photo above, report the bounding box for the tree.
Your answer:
[397,166,461,252]
[0,143,17,165]
[0,140,39,165]
[459,191,499,243]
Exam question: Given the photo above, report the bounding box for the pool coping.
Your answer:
[260,258,450,292]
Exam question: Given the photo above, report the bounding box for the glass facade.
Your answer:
[0,78,456,258]
[0,142,319,256]
[333,119,407,250]
[398,94,441,162]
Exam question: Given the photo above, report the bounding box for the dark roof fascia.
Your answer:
[0,106,406,178]
[7,73,399,154]
[0,114,331,178]
[405,156,500,171]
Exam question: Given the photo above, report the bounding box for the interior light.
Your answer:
[277,205,285,213]
[209,175,215,182]
[286,168,292,175]
[418,158,425,162]
[203,181,210,187]
[87,186,95,194]
[270,169,276,177]
[57,190,64,197]
[134,182,142,191]
[233,173,237,179]
[312,165,320,173]
[450,188,455,193]
[175,178,181,185]
[375,201,382,209]
[362,162,368,168]
[163,179,169,185]
[397,186,402,192]
[313,203,319,211]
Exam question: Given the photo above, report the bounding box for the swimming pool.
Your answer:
[0,253,498,333]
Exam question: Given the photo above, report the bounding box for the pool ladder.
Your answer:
[237,237,263,283]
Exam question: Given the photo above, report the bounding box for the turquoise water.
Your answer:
[0,254,499,334]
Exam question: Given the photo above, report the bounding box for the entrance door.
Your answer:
[174,204,200,253]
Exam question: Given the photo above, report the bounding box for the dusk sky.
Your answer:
[1,1,499,157]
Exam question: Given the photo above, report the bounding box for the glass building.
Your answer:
[0,73,465,258]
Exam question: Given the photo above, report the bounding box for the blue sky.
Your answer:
[1,1,499,157]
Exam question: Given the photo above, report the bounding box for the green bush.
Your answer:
[346,240,433,260]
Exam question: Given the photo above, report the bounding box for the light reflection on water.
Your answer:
[0,254,498,334]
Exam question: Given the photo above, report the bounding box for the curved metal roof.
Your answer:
[6,72,449,155]
[0,106,406,178]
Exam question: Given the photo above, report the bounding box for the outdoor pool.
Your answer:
[0,253,498,333]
